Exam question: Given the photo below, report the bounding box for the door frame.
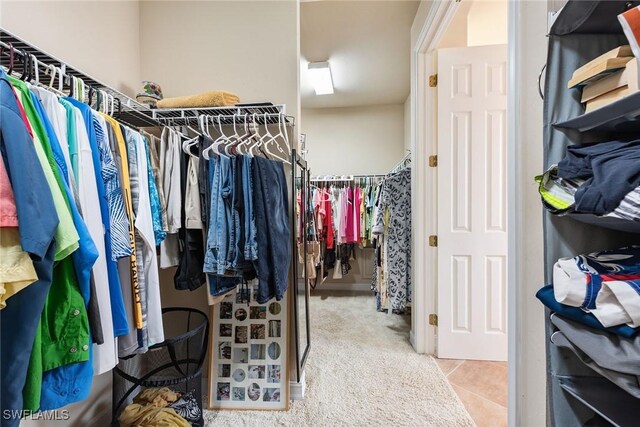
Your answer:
[410,0,520,425]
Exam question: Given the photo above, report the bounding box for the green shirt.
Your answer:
[9,79,90,411]
[9,77,79,260]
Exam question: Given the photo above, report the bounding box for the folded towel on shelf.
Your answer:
[156,91,240,109]
[553,246,640,328]
[536,285,638,338]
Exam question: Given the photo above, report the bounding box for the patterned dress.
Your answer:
[372,169,411,312]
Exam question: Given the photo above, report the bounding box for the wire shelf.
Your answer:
[150,104,294,126]
[0,28,160,128]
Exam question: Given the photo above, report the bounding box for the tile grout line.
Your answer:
[450,382,508,410]
[445,360,466,378]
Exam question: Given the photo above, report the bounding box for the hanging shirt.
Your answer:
[11,78,94,412]
[101,114,143,333]
[142,134,167,244]
[143,131,169,234]
[0,70,59,426]
[64,99,118,374]
[134,132,164,347]
[159,128,182,268]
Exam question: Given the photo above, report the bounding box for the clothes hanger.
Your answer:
[202,115,226,159]
[6,43,15,75]
[224,114,241,156]
[19,51,30,81]
[236,113,254,154]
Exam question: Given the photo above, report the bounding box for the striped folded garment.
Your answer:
[619,6,640,58]
[553,246,640,328]
[535,165,640,222]
[156,91,240,109]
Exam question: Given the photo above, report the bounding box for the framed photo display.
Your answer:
[208,282,289,410]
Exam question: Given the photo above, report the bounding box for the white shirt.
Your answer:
[135,132,164,346]
[72,106,117,374]
[159,128,182,268]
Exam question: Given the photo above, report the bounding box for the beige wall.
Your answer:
[302,104,405,176]
[139,0,299,115]
[467,0,508,46]
[0,0,141,96]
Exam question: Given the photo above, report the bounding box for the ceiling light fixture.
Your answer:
[308,61,334,95]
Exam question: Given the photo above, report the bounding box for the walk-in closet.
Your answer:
[1,0,638,426]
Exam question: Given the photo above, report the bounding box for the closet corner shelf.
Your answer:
[563,212,640,234]
[558,376,638,427]
[553,92,640,133]
[148,104,294,126]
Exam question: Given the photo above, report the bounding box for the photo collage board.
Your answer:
[209,283,289,410]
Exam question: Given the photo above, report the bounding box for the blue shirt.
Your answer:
[0,69,59,427]
[30,94,98,411]
[65,98,130,337]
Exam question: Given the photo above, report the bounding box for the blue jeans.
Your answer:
[251,157,291,304]
[243,155,258,261]
[204,155,234,275]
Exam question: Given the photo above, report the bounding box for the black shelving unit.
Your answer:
[542,1,640,426]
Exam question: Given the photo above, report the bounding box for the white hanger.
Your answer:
[46,64,57,89]
[202,115,225,159]
[30,55,39,84]
[224,114,240,156]
[236,114,255,154]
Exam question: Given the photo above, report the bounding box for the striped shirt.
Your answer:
[92,113,132,260]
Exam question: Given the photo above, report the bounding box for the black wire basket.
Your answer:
[112,307,209,426]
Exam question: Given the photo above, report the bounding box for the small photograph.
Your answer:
[250,324,266,340]
[235,308,248,321]
[268,320,281,338]
[219,323,232,337]
[232,368,246,382]
[248,383,261,401]
[269,302,281,316]
[232,387,245,401]
[262,388,281,402]
[235,326,248,344]
[233,347,249,364]
[216,382,230,401]
[250,306,267,320]
[220,302,233,319]
[219,342,231,360]
[251,344,266,360]
[268,342,281,360]
[248,365,266,379]
[218,364,231,378]
[236,288,250,304]
[268,365,281,383]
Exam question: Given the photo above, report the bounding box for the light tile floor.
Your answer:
[436,359,508,427]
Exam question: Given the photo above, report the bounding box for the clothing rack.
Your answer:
[310,174,385,182]
[388,152,411,174]
[0,28,160,129]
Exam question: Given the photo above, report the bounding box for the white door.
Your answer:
[436,45,508,361]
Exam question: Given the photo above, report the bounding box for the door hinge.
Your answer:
[428,155,438,167]
[429,74,438,87]
[429,235,438,247]
[429,313,438,326]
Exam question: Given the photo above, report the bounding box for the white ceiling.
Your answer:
[300,1,420,109]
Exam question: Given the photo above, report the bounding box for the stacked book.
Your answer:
[568,45,638,113]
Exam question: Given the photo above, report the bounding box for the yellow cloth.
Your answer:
[118,404,190,427]
[156,91,240,109]
[134,387,181,408]
[0,227,38,309]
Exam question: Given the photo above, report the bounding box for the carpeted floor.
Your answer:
[205,291,473,427]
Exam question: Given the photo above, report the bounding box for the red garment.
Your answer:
[323,188,334,249]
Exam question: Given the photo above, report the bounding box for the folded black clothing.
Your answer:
[557,139,640,215]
